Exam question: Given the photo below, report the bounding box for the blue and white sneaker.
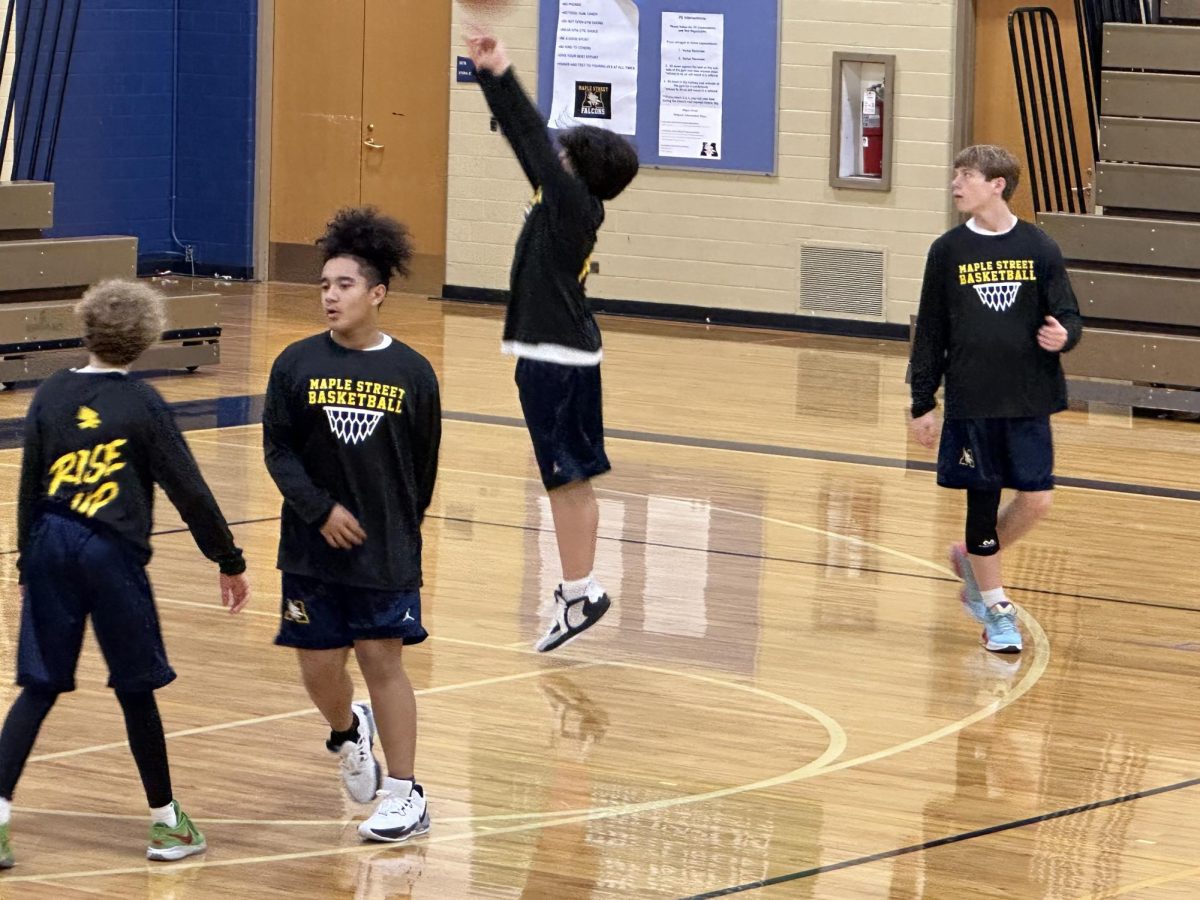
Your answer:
[949,542,988,624]
[981,601,1023,653]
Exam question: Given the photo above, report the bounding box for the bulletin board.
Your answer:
[536,0,781,175]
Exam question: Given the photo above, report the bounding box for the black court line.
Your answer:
[0,394,1195,504]
[130,511,1200,616]
[0,393,266,449]
[445,410,1200,504]
[682,777,1200,898]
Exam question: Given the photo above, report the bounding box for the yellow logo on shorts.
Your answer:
[284,599,310,624]
[959,448,976,468]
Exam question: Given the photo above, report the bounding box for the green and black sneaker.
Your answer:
[0,822,14,869]
[146,801,207,862]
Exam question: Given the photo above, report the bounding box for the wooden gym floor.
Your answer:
[0,279,1196,898]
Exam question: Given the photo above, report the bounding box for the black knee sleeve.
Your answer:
[965,489,1002,556]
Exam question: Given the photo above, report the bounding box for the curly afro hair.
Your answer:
[316,207,414,289]
[559,126,639,201]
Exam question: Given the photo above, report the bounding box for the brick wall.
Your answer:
[446,0,961,325]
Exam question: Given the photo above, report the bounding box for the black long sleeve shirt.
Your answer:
[263,333,441,591]
[17,370,245,574]
[477,67,606,364]
[909,220,1083,419]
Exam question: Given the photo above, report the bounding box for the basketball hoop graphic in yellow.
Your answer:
[324,406,385,445]
[973,281,1022,312]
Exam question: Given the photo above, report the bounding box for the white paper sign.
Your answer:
[658,12,724,160]
[549,0,639,136]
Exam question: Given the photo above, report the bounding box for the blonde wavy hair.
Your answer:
[75,279,166,366]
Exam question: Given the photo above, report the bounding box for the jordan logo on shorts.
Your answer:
[959,448,976,468]
[284,599,310,624]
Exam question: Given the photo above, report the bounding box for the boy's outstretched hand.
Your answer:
[464,28,512,75]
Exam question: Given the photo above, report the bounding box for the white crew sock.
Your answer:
[150,801,178,828]
[981,588,1009,609]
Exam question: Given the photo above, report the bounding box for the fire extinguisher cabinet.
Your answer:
[829,52,896,192]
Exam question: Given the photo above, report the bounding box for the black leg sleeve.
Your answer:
[116,690,173,810]
[0,687,59,799]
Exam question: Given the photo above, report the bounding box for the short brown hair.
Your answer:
[954,144,1021,201]
[75,279,166,366]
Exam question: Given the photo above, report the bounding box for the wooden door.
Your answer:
[360,0,452,296]
[269,0,451,293]
[972,0,1095,221]
[269,0,365,275]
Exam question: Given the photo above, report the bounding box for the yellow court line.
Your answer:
[183,436,262,452]
[1075,861,1200,899]
[27,663,600,764]
[3,453,1052,882]
[19,658,842,830]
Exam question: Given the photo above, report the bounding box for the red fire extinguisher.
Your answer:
[861,84,884,178]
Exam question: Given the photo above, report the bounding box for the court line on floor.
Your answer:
[684,776,1200,898]
[170,422,1200,613]
[1081,857,1200,898]
[26,595,847,828]
[442,411,1200,504]
[27,662,603,764]
[2,468,1050,883]
[70,404,1200,504]
[0,501,1191,617]
[1,630,1047,885]
[426,511,1200,616]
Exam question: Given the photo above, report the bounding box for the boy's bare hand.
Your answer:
[321,503,367,550]
[1037,315,1068,352]
[910,411,939,449]
[220,572,250,614]
[464,28,511,75]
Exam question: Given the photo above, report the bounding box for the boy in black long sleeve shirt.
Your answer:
[0,279,250,867]
[467,29,639,653]
[263,208,440,844]
[909,144,1082,654]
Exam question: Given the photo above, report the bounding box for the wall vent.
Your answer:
[799,244,885,317]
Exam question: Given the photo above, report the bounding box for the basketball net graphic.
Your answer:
[973,281,1022,312]
[324,406,384,445]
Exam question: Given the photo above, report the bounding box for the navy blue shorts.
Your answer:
[937,416,1055,492]
[515,358,611,490]
[275,573,428,650]
[18,512,175,693]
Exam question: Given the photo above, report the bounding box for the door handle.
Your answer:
[363,138,385,150]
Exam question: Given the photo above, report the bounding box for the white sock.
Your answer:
[561,575,606,602]
[383,776,414,797]
[0,797,11,826]
[981,588,1009,609]
[150,801,178,828]
[561,576,590,601]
